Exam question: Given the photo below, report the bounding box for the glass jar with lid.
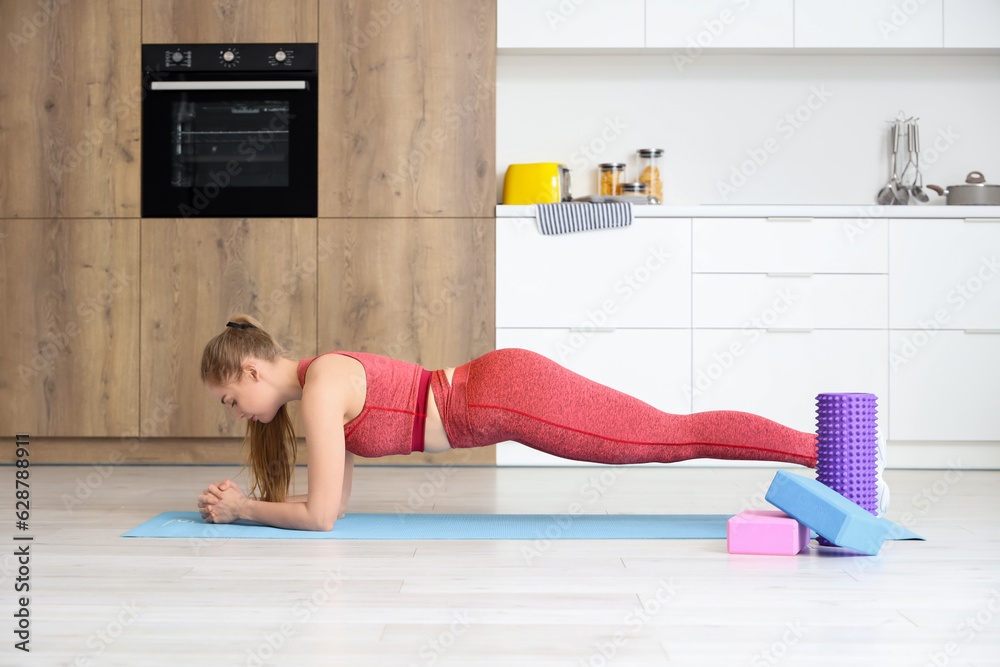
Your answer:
[598,163,625,196]
[637,148,663,203]
[619,181,649,197]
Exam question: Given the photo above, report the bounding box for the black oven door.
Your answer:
[142,76,317,218]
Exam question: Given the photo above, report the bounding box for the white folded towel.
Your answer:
[534,202,633,235]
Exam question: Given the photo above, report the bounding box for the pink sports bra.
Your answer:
[297,351,432,457]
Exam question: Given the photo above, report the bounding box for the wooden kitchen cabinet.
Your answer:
[318,217,495,464]
[142,0,318,43]
[0,0,141,218]
[318,0,496,218]
[497,0,644,49]
[0,219,140,437]
[140,218,317,438]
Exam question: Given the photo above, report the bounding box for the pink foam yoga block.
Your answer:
[727,510,810,555]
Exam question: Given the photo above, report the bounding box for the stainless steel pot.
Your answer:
[927,171,1000,205]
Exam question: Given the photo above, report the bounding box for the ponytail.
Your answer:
[200,314,297,503]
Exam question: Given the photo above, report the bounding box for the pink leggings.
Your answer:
[430,348,817,467]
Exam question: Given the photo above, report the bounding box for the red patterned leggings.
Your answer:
[429,348,817,467]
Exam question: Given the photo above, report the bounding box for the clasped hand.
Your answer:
[197,479,247,524]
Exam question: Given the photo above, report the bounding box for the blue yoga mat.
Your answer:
[122,511,731,540]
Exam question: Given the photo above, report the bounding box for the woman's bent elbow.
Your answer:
[315,515,337,532]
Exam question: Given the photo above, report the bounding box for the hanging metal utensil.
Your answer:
[877,121,900,205]
[910,122,929,203]
[890,118,909,205]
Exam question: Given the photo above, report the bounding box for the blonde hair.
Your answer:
[200,314,297,503]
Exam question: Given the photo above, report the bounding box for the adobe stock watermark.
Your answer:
[578,579,677,667]
[258,234,340,319]
[683,287,799,399]
[51,66,168,185]
[5,0,71,54]
[554,245,671,363]
[17,269,136,385]
[673,0,757,73]
[923,589,1000,667]
[569,116,629,172]
[750,620,807,667]
[178,107,296,217]
[890,254,998,371]
[72,601,143,667]
[340,0,411,58]
[408,611,473,667]
[878,0,935,40]
[843,125,960,243]
[717,85,834,202]
[244,568,349,667]
[522,467,626,564]
[392,461,463,518]
[385,69,494,188]
[382,277,468,359]
[545,0,592,31]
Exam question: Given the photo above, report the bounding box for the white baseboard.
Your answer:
[496,441,1000,469]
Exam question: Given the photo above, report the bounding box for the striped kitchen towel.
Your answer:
[534,202,633,235]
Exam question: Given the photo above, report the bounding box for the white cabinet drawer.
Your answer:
[496,218,691,328]
[944,0,1000,48]
[794,0,944,48]
[692,218,888,273]
[889,330,1000,440]
[693,274,888,329]
[495,328,692,465]
[645,0,793,48]
[889,219,1000,329]
[691,329,889,435]
[497,0,645,49]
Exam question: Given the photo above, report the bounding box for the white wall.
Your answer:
[497,53,1000,205]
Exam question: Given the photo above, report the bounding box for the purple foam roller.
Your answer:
[815,393,879,546]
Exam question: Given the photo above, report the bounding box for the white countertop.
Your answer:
[496,204,1000,219]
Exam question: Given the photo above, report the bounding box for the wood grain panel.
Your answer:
[0,219,140,437]
[140,218,317,438]
[0,0,141,218]
[142,0,319,43]
[319,0,496,217]
[318,217,495,464]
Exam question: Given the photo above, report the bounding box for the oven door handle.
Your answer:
[149,81,308,91]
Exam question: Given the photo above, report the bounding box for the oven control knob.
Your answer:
[274,50,287,62]
[223,50,236,62]
[171,51,184,63]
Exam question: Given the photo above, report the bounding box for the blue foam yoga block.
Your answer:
[765,470,923,555]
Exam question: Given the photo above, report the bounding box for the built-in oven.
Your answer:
[141,43,318,218]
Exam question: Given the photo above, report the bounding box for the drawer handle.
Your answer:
[963,329,1000,334]
[964,218,1000,223]
[766,217,814,222]
[766,328,814,333]
[569,327,616,333]
[766,272,814,278]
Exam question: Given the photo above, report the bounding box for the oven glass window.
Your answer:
[171,100,292,188]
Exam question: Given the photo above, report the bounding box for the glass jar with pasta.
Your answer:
[637,149,663,203]
[598,163,625,196]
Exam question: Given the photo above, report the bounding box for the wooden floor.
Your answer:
[9,464,1000,666]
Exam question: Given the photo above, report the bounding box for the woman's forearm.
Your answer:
[239,497,333,531]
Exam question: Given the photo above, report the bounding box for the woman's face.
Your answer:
[205,365,280,424]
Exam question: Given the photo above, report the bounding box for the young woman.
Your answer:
[197,315,818,531]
